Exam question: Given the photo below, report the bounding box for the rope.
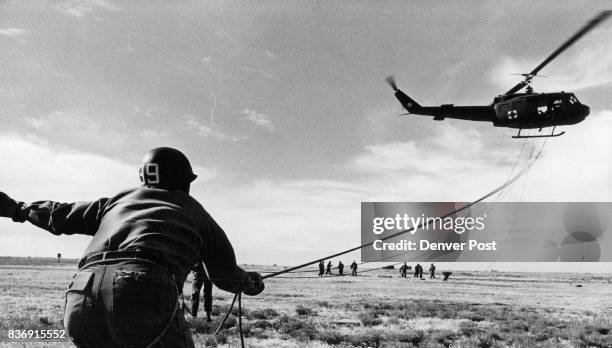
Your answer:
[238,293,245,348]
[214,292,238,335]
[272,262,403,279]
[213,292,245,348]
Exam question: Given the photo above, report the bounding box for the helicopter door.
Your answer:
[509,99,525,122]
[548,98,565,122]
[495,102,511,121]
[534,99,549,122]
[536,105,548,116]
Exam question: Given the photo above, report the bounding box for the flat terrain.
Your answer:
[0,259,611,347]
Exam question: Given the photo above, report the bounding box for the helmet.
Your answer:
[139,147,197,190]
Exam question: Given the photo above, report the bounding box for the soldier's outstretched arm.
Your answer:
[201,217,264,296]
[0,192,108,236]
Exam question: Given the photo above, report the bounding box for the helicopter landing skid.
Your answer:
[512,127,565,139]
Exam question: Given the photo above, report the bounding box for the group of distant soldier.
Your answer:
[399,262,434,278]
[315,260,452,281]
[400,262,453,281]
[318,260,359,277]
[400,262,451,280]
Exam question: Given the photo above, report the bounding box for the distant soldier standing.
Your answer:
[350,261,358,276]
[0,147,264,347]
[400,263,408,278]
[338,261,344,276]
[318,261,325,277]
[429,263,436,279]
[326,261,332,275]
[414,264,421,278]
[189,262,213,321]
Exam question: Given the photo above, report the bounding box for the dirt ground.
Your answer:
[0,261,611,347]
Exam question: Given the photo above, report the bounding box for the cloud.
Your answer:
[241,66,278,80]
[0,134,135,258]
[23,111,129,152]
[0,134,135,198]
[191,165,218,183]
[0,28,27,38]
[183,114,243,142]
[141,129,168,138]
[23,116,47,130]
[516,109,612,201]
[352,124,509,176]
[56,0,122,19]
[265,50,276,59]
[132,104,155,118]
[195,178,366,264]
[242,109,275,131]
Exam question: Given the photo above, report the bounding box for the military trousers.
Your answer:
[190,277,212,317]
[64,260,194,348]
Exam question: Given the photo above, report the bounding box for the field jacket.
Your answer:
[14,186,248,293]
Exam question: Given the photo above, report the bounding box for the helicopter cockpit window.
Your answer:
[568,95,579,104]
[553,99,563,108]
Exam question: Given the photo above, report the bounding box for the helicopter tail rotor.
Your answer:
[385,76,421,111]
[385,75,398,91]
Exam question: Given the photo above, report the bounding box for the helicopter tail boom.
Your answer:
[394,89,421,112]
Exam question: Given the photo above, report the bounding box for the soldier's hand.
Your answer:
[0,192,18,218]
[243,272,264,296]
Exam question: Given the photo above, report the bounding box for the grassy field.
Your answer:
[0,259,611,347]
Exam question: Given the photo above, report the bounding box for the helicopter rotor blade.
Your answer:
[385,75,398,91]
[529,10,611,77]
[504,10,611,95]
[509,73,547,78]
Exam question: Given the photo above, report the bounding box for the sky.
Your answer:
[0,1,611,272]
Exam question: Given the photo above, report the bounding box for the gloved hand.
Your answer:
[0,192,19,218]
[242,272,264,296]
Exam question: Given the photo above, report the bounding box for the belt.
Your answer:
[78,249,177,277]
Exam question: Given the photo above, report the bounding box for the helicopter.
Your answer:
[387,10,610,139]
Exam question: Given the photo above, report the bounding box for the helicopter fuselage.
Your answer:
[492,92,589,129]
[392,89,589,131]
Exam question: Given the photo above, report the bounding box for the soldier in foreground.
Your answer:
[190,262,213,321]
[0,147,264,347]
